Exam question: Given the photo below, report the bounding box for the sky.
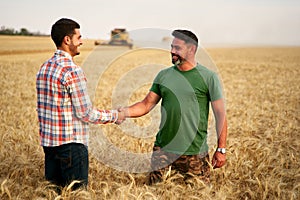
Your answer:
[1,0,300,46]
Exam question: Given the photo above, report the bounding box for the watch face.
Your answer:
[218,148,226,154]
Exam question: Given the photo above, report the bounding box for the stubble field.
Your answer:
[0,35,299,199]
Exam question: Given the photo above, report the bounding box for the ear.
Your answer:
[189,45,196,54]
[63,35,71,45]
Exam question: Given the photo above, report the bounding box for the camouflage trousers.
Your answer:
[147,146,210,185]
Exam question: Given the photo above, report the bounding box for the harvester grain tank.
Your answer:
[95,28,133,48]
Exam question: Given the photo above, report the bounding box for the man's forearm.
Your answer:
[211,99,227,148]
[122,91,160,118]
[124,101,150,118]
[217,118,227,148]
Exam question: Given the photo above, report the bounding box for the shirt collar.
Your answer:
[55,49,73,60]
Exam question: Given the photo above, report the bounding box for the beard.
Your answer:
[70,42,81,56]
[171,53,184,66]
[73,46,80,56]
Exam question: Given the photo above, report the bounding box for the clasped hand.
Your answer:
[115,107,126,125]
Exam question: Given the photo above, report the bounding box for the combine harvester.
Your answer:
[95,28,133,49]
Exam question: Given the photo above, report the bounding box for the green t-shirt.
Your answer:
[150,64,223,155]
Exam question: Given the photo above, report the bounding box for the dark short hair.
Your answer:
[172,29,198,47]
[51,18,80,47]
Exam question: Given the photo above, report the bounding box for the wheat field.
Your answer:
[0,35,299,199]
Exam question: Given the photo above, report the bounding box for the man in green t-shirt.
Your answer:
[119,29,227,185]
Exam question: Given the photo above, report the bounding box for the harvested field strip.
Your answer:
[0,35,299,199]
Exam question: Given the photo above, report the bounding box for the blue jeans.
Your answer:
[43,143,88,190]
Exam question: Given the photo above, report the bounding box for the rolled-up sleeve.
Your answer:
[65,68,118,124]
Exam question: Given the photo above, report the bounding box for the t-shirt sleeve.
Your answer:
[150,72,162,97]
[208,72,223,101]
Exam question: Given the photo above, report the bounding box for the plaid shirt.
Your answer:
[36,50,118,147]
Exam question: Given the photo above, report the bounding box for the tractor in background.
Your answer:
[95,28,133,49]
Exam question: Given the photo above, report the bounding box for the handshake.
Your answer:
[115,107,127,125]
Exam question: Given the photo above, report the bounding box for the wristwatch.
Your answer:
[216,148,226,154]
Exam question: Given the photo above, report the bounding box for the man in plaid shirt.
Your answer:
[36,18,123,190]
